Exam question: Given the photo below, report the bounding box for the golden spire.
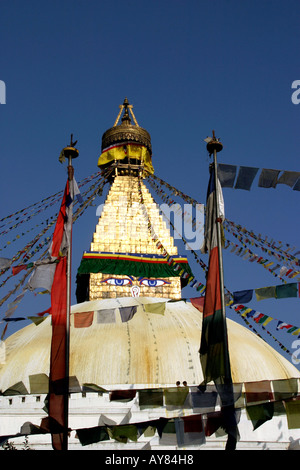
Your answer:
[98,98,154,177]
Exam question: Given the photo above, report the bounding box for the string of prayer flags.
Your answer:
[224,220,300,271]
[230,302,300,337]
[223,238,300,282]
[3,291,26,318]
[232,282,299,304]
[224,219,300,266]
[217,164,300,192]
[148,172,300,287]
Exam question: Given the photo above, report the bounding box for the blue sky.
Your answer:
[1,0,300,368]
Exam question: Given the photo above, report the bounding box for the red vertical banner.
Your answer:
[49,255,68,450]
[47,178,72,450]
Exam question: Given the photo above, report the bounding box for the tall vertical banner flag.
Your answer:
[48,179,73,450]
[200,166,229,384]
[201,164,237,449]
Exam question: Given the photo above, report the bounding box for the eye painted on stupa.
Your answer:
[101,278,133,286]
[139,278,171,287]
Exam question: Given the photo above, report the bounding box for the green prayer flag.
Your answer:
[28,316,47,326]
[163,387,189,406]
[76,426,109,446]
[284,401,300,429]
[29,373,49,394]
[139,389,164,408]
[276,283,298,299]
[82,383,107,393]
[246,402,274,430]
[111,424,138,442]
[272,378,298,401]
[3,381,28,396]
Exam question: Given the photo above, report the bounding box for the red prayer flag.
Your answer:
[74,311,94,328]
[50,180,70,258]
[190,296,205,313]
[12,265,27,275]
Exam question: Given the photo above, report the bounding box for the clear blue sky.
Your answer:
[1,0,300,367]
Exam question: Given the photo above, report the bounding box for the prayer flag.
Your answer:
[276,321,293,330]
[97,309,116,324]
[276,283,298,299]
[233,289,253,304]
[74,311,94,328]
[277,171,300,188]
[258,168,280,188]
[73,177,83,204]
[255,286,276,301]
[27,262,57,292]
[284,401,300,429]
[163,387,189,406]
[49,181,70,258]
[12,264,27,275]
[217,164,237,188]
[245,380,273,404]
[29,373,49,394]
[0,257,12,269]
[175,417,206,447]
[234,166,259,191]
[246,402,274,430]
[119,305,137,322]
[144,302,166,315]
[293,177,300,191]
[76,426,109,446]
[190,296,205,313]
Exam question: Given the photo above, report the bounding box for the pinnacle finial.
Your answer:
[204,130,223,155]
[121,97,131,123]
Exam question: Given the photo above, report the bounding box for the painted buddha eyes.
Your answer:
[103,278,132,286]
[139,279,170,287]
[101,277,170,287]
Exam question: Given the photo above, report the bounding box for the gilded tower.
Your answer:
[76,99,192,301]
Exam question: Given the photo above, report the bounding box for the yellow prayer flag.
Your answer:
[144,302,166,315]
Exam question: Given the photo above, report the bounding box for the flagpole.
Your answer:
[62,136,79,451]
[206,131,232,383]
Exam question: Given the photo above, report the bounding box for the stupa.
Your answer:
[1,99,300,450]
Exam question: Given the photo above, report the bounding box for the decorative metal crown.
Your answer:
[101,98,152,154]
